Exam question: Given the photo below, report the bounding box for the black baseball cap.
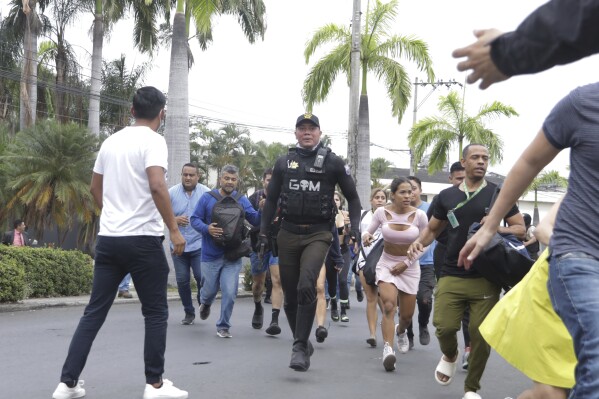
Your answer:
[295,113,320,128]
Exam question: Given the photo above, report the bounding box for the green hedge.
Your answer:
[0,246,93,302]
[0,254,25,302]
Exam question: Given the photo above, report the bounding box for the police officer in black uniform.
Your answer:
[259,113,361,371]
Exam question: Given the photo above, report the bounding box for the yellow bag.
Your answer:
[479,248,576,388]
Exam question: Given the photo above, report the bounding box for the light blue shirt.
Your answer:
[417,201,435,266]
[169,183,210,252]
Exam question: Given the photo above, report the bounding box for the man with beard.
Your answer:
[169,163,210,325]
[408,144,525,399]
[190,164,260,338]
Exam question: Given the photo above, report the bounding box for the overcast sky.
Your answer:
[7,0,599,178]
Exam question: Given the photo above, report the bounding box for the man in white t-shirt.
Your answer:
[52,87,188,399]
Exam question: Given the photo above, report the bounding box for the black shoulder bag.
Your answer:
[468,183,534,291]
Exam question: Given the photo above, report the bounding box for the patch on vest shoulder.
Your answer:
[344,164,351,175]
[287,160,299,169]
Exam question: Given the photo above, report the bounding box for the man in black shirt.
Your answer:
[248,168,283,335]
[409,144,525,399]
[259,113,361,372]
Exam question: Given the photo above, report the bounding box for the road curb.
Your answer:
[0,290,254,313]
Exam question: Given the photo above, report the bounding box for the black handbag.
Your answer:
[361,238,384,286]
[468,184,534,290]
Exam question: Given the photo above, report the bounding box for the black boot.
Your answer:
[289,300,317,372]
[340,301,349,322]
[252,301,264,329]
[265,309,281,335]
[330,297,339,322]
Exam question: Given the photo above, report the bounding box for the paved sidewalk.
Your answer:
[0,288,252,313]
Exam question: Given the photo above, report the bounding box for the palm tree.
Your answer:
[302,0,434,206]
[165,0,266,187]
[87,0,170,136]
[195,123,250,181]
[45,0,82,124]
[0,20,21,131]
[253,140,288,172]
[408,90,518,174]
[370,157,392,187]
[522,170,568,225]
[0,119,98,246]
[4,0,50,131]
[100,54,147,135]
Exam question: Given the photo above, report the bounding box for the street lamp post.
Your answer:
[409,77,463,175]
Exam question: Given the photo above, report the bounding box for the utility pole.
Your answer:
[410,78,462,175]
[348,0,367,205]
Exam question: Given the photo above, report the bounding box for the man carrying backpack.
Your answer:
[190,164,261,338]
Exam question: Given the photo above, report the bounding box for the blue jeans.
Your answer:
[200,257,242,331]
[118,273,131,292]
[549,252,599,398]
[171,248,202,315]
[60,236,169,385]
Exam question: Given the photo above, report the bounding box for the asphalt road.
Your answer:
[1,295,528,399]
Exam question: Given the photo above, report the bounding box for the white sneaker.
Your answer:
[143,379,188,399]
[52,381,85,399]
[382,342,396,371]
[396,324,409,353]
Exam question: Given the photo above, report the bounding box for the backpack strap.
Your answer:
[208,191,223,201]
[359,210,369,223]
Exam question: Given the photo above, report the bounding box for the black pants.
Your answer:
[60,236,169,385]
[277,228,333,307]
[325,245,351,301]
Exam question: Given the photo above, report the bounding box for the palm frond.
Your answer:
[408,116,456,167]
[303,23,349,63]
[302,44,349,110]
[374,35,435,82]
[369,55,410,121]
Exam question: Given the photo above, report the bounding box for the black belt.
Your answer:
[281,220,332,235]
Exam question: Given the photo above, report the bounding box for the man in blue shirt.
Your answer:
[169,163,210,325]
[190,164,261,338]
[405,176,436,349]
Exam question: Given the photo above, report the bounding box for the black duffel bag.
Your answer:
[467,183,534,291]
[467,222,534,291]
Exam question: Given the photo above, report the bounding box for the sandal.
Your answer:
[434,352,458,386]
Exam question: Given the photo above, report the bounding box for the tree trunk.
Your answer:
[29,24,38,126]
[165,11,190,187]
[356,94,371,207]
[19,9,33,131]
[347,0,361,200]
[88,3,103,136]
[55,47,67,123]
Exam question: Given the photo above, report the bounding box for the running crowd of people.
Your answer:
[50,1,598,398]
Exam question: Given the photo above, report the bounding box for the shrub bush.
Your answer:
[0,246,93,301]
[0,253,25,302]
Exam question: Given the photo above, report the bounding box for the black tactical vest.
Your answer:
[280,146,335,225]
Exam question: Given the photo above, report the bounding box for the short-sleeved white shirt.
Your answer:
[93,126,168,236]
